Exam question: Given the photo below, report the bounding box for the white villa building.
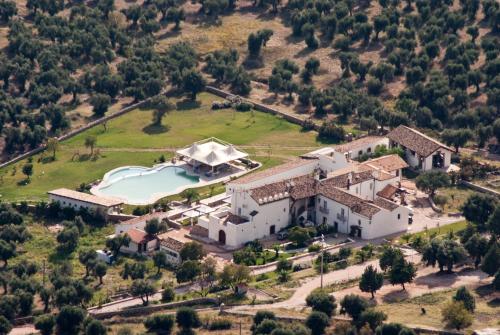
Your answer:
[197,137,413,247]
[387,125,454,171]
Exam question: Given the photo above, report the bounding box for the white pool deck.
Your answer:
[90,160,260,206]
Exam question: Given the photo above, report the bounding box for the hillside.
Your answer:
[0,0,499,161]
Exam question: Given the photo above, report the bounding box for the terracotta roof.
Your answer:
[324,169,374,188]
[249,175,319,204]
[160,236,184,252]
[373,197,399,211]
[333,136,387,153]
[387,126,453,157]
[360,154,408,172]
[126,229,154,244]
[120,212,168,226]
[48,188,123,207]
[230,158,318,185]
[376,184,399,200]
[319,186,381,218]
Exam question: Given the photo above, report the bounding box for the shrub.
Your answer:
[161,286,175,303]
[305,311,330,335]
[253,310,276,326]
[208,318,232,330]
[308,244,321,252]
[306,289,337,317]
[453,287,475,312]
[441,301,472,330]
[235,102,253,111]
[432,194,448,207]
[144,314,174,334]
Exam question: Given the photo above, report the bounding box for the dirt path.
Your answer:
[331,266,490,304]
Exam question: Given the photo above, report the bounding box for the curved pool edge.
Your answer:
[90,161,263,206]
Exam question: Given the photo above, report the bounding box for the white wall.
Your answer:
[120,238,157,254]
[362,206,410,239]
[315,194,410,240]
[49,194,110,213]
[159,246,181,265]
[115,220,147,235]
[205,198,290,247]
[348,138,389,159]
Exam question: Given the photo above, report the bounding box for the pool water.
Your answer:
[96,166,199,204]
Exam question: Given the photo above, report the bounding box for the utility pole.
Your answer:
[320,234,325,289]
[42,260,46,286]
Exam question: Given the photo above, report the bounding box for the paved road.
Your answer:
[232,249,420,311]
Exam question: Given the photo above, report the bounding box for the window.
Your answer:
[323,200,327,208]
[398,214,401,220]
[367,148,372,153]
[238,208,241,215]
[283,208,286,212]
[411,150,416,156]
[358,219,361,226]
[355,187,359,194]
[341,208,345,216]
[396,170,400,177]
[358,150,363,156]
[369,183,373,190]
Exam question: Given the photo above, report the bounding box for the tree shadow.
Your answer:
[142,124,171,135]
[40,156,56,164]
[17,179,30,186]
[381,288,411,303]
[414,270,460,288]
[176,99,202,111]
[243,57,265,70]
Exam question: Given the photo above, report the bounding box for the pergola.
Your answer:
[176,138,248,173]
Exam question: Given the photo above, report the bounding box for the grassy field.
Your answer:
[376,287,499,330]
[395,221,468,245]
[438,185,477,214]
[0,92,323,202]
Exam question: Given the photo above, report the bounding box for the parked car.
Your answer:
[96,249,115,264]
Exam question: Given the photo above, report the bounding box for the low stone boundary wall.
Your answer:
[460,180,500,197]
[90,297,217,319]
[205,86,318,130]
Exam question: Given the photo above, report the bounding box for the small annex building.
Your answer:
[387,125,453,171]
[48,188,123,218]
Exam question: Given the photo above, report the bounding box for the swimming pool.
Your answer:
[93,165,199,204]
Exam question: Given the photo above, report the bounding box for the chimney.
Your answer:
[347,172,352,190]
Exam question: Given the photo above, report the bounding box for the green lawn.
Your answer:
[0,92,322,202]
[401,220,468,242]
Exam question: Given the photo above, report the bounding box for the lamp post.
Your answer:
[320,234,325,289]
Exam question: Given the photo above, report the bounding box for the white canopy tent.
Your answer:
[176,138,248,168]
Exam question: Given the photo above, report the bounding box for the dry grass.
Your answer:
[438,186,477,213]
[0,27,8,50]
[376,287,500,330]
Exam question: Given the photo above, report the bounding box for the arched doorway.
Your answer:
[218,230,226,245]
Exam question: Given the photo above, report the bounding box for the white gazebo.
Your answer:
[176,138,248,174]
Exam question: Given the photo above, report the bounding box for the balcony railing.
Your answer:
[319,206,329,214]
[336,213,347,222]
